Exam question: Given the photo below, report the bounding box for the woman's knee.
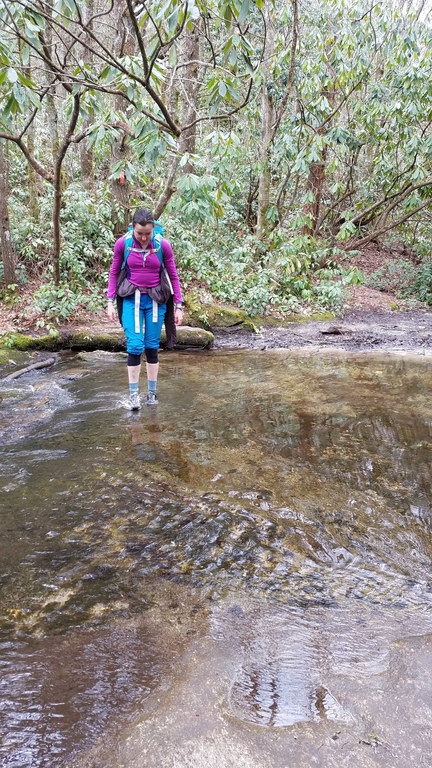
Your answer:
[126,338,145,356]
[144,347,159,364]
[127,353,142,366]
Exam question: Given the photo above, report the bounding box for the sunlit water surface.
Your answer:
[0,349,431,766]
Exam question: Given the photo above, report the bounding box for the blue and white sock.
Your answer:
[129,382,139,395]
[148,379,157,393]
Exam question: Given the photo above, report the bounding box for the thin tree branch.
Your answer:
[18,85,51,139]
[0,133,53,181]
[54,93,80,180]
[343,199,432,250]
[2,11,175,133]
[351,177,432,227]
[124,0,149,78]
[181,78,253,132]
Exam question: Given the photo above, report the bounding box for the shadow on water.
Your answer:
[0,349,431,765]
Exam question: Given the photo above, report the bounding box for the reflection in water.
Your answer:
[220,599,390,727]
[0,601,201,768]
[0,350,431,763]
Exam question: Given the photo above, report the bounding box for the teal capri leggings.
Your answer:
[121,293,166,356]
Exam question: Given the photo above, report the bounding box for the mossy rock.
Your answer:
[161,326,214,348]
[185,300,255,331]
[66,328,213,351]
[0,332,63,352]
[63,331,126,351]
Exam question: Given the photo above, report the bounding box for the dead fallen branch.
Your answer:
[2,357,56,382]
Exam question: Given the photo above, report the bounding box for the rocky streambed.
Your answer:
[0,327,431,768]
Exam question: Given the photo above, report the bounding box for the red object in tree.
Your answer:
[119,170,126,185]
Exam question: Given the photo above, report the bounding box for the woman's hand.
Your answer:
[174,308,183,326]
[107,301,116,322]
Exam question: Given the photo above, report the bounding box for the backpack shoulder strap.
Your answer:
[122,233,134,269]
[153,233,164,266]
[123,228,165,268]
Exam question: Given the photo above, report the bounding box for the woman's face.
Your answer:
[133,223,153,247]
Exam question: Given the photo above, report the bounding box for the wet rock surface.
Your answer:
[80,602,432,768]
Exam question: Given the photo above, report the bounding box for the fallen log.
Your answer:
[2,357,56,382]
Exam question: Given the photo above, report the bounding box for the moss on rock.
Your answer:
[64,331,126,351]
[185,300,255,330]
[161,326,214,348]
[0,332,62,351]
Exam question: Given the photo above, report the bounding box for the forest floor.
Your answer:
[0,243,430,354]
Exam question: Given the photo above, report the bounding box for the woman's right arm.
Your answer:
[107,237,125,321]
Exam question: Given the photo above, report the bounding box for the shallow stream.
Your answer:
[1,349,431,767]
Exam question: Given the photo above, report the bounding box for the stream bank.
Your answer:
[1,309,431,362]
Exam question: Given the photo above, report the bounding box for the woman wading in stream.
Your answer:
[107,208,184,410]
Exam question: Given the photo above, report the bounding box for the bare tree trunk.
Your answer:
[154,154,181,218]
[181,24,200,172]
[0,143,17,285]
[256,0,298,235]
[301,150,328,236]
[44,1,60,164]
[52,96,81,283]
[23,65,41,220]
[79,0,94,189]
[111,123,131,235]
[154,23,201,217]
[245,173,259,230]
[256,3,275,237]
[46,91,60,163]
[110,0,135,235]
[301,87,335,236]
[27,118,41,221]
[79,118,94,189]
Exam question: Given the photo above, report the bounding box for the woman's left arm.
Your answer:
[162,239,184,325]
[162,239,182,303]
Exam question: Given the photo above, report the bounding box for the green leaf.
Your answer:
[24,18,43,33]
[168,46,177,67]
[167,5,180,33]
[17,71,35,88]
[7,68,18,84]
[226,83,240,100]
[229,48,238,67]
[188,2,200,20]
[21,44,31,67]
[3,92,20,117]
[238,0,250,24]
[223,3,233,23]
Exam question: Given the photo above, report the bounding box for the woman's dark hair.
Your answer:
[132,208,154,227]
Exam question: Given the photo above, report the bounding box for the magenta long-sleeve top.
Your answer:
[107,236,183,304]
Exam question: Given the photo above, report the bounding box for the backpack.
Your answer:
[122,220,164,270]
[117,220,173,304]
